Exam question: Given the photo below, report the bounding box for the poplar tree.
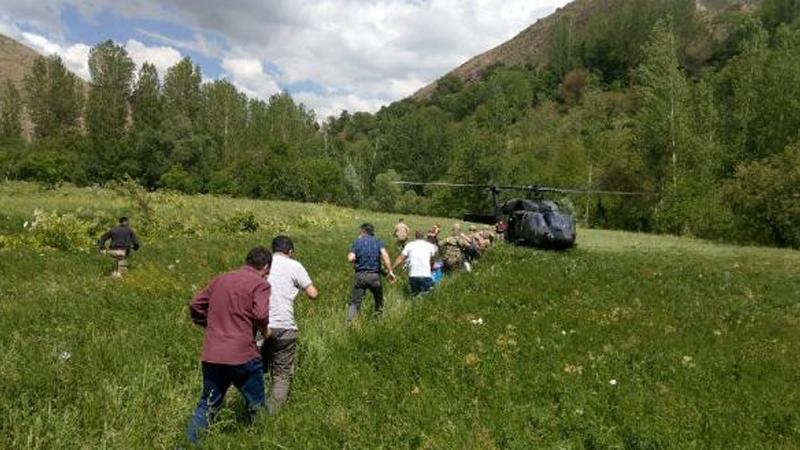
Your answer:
[86,40,136,179]
[23,55,83,140]
[0,81,22,139]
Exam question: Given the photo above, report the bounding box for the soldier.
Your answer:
[440,235,464,272]
[454,224,478,263]
[97,217,140,277]
[393,218,410,250]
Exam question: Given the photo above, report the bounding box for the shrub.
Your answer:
[222,210,260,233]
[25,209,93,252]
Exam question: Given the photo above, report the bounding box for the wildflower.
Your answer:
[564,364,583,375]
[561,330,567,336]
[713,330,722,336]
[470,318,485,326]
[464,353,481,367]
[23,221,29,228]
[609,379,617,386]
[58,351,71,361]
[168,264,175,270]
[411,386,420,395]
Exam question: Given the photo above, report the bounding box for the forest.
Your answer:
[0,0,798,247]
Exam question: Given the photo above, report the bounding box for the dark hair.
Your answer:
[119,216,129,224]
[360,223,375,236]
[246,246,272,270]
[415,230,425,239]
[272,235,294,254]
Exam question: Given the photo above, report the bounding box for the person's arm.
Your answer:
[131,230,140,251]
[381,248,396,283]
[97,230,111,250]
[253,282,270,336]
[305,284,319,299]
[189,283,212,327]
[295,266,318,300]
[347,240,356,263]
[392,254,406,271]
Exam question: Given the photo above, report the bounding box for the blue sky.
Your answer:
[0,0,569,118]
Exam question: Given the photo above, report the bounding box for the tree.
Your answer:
[23,55,83,140]
[86,40,136,180]
[635,18,691,191]
[0,81,22,139]
[132,63,162,131]
[163,57,202,124]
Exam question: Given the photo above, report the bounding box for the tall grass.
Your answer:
[0,182,798,449]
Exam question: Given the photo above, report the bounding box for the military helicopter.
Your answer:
[393,181,644,250]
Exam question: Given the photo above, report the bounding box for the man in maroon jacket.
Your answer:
[186,247,272,444]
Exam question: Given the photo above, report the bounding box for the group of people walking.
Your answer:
[97,216,499,445]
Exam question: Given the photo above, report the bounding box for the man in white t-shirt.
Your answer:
[392,230,438,297]
[261,235,318,414]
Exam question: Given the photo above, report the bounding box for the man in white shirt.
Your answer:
[261,235,318,414]
[392,230,438,297]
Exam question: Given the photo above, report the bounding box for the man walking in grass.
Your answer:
[261,235,318,414]
[392,230,438,297]
[347,223,396,323]
[186,247,272,444]
[97,216,140,277]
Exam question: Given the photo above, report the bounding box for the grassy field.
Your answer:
[0,181,798,449]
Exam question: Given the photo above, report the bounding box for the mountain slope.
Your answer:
[0,33,41,90]
[412,0,762,100]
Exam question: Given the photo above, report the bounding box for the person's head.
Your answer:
[246,246,272,276]
[119,216,130,226]
[452,223,461,235]
[415,230,425,240]
[398,218,404,223]
[469,225,478,232]
[271,235,295,256]
[360,223,375,236]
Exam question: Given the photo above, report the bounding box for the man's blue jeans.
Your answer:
[186,358,265,443]
[409,277,434,297]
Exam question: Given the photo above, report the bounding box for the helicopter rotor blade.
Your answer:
[393,181,647,197]
[392,181,493,189]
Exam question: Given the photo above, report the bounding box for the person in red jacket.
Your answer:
[185,247,272,444]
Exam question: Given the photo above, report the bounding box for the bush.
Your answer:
[25,209,93,252]
[222,210,260,233]
[723,148,800,247]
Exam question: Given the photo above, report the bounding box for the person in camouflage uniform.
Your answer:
[440,235,464,272]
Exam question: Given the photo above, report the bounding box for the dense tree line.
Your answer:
[0,0,799,247]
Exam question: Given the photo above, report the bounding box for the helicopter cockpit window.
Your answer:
[544,212,570,229]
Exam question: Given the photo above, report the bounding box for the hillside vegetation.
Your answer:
[0,0,799,250]
[0,182,798,448]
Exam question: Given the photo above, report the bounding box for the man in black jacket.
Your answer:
[98,217,140,277]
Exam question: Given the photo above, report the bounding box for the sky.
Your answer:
[0,0,570,119]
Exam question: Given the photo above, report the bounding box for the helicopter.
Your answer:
[393,181,645,250]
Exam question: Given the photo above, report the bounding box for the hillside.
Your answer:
[412,0,762,100]
[0,181,798,448]
[0,33,40,90]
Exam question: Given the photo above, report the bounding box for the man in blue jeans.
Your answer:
[186,247,272,444]
[392,230,438,297]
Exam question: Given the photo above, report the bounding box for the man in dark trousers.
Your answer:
[97,217,140,277]
[185,247,272,444]
[262,235,318,414]
[346,223,396,323]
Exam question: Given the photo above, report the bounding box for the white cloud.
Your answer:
[221,57,281,100]
[17,31,91,80]
[3,0,573,115]
[124,39,182,78]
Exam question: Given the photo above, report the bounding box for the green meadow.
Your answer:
[0,182,798,449]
